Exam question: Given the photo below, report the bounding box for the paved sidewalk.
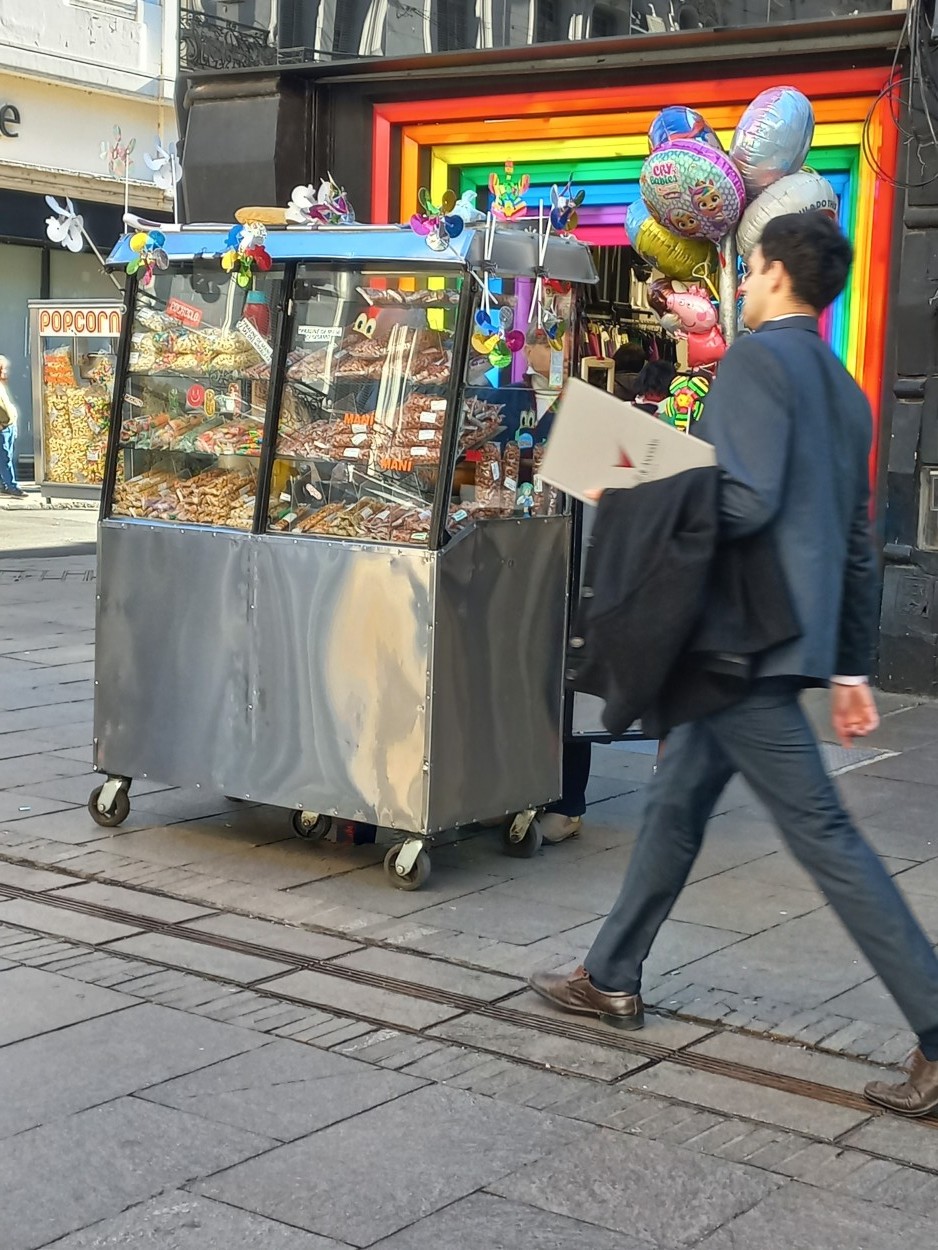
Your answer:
[4,534,938,1245]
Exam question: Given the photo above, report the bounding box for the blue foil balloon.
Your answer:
[729,86,815,200]
[649,106,722,154]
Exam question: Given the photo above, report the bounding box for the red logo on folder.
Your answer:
[616,446,635,469]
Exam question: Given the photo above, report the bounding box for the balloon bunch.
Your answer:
[126,229,168,286]
[286,177,355,226]
[221,223,272,287]
[628,88,838,367]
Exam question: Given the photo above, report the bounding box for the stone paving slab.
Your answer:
[409,887,601,945]
[49,879,216,924]
[0,1001,267,1139]
[0,965,133,1047]
[0,790,73,821]
[623,1062,872,1142]
[263,968,464,1030]
[331,945,523,1002]
[0,860,76,891]
[842,1115,938,1171]
[370,1191,648,1250]
[0,1096,277,1250]
[182,911,362,960]
[688,1031,894,1092]
[0,752,93,789]
[140,1036,424,1142]
[105,931,294,983]
[197,1083,587,1247]
[44,1192,347,1250]
[428,1012,649,1081]
[0,896,142,945]
[694,1181,935,1249]
[488,1125,782,1248]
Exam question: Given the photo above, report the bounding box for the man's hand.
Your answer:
[831,682,879,749]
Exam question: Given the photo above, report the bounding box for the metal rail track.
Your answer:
[0,877,929,1128]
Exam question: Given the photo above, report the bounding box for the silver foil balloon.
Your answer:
[736,169,838,261]
[729,87,815,200]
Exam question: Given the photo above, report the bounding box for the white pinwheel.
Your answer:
[144,140,181,192]
[45,197,85,252]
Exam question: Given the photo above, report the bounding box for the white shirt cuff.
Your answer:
[831,675,868,686]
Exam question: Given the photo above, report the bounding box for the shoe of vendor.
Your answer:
[535,813,582,844]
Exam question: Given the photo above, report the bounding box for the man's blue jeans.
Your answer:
[0,426,19,490]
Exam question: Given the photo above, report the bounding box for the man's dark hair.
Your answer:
[759,211,853,313]
[613,343,646,372]
[635,360,676,398]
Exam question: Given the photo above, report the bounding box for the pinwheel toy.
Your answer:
[221,224,273,287]
[549,179,585,233]
[410,188,466,252]
[126,230,169,286]
[45,197,85,253]
[489,162,529,220]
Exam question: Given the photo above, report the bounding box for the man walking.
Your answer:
[531,212,938,1117]
[0,354,27,499]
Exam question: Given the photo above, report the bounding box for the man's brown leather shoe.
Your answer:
[864,1049,938,1117]
[529,965,644,1030]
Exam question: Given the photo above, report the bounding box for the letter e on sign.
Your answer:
[0,105,20,139]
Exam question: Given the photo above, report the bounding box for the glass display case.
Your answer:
[92,224,596,882]
[29,301,123,500]
[111,263,283,530]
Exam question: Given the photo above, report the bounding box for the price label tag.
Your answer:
[297,325,343,343]
[236,317,273,364]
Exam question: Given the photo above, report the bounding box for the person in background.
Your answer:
[632,360,677,413]
[0,356,26,499]
[612,343,647,402]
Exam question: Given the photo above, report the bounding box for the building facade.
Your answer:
[0,0,179,468]
[174,2,938,695]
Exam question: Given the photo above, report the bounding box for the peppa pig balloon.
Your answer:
[626,200,718,283]
[639,140,745,243]
[648,280,727,369]
[729,86,815,199]
[736,168,838,260]
[649,106,723,154]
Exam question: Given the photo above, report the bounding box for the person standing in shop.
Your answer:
[0,355,27,499]
[529,211,938,1116]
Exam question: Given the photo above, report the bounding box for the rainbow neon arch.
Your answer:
[370,67,898,469]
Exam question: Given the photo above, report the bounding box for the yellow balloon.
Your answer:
[129,232,148,253]
[221,250,237,272]
[634,216,717,284]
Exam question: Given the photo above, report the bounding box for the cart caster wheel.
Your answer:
[384,845,431,891]
[87,785,131,828]
[292,810,332,841]
[502,811,543,858]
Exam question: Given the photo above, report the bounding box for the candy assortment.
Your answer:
[129,310,265,377]
[113,468,256,529]
[42,344,114,485]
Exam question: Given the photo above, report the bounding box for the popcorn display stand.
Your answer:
[88,222,597,887]
[29,301,123,502]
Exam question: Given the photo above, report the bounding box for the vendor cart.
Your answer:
[90,222,597,887]
[29,300,123,502]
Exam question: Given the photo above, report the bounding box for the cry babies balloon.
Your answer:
[639,140,745,244]
[729,86,815,200]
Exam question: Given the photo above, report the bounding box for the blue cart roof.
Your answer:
[107,224,598,283]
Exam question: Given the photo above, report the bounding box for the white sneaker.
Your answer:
[536,813,582,845]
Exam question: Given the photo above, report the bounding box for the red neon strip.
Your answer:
[374,68,889,126]
[371,114,392,222]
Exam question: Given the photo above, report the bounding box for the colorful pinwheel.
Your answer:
[126,230,168,286]
[220,223,272,287]
[488,162,529,220]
